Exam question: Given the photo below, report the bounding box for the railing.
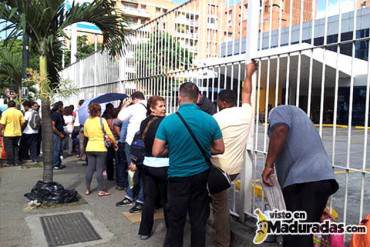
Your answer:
[60,0,370,240]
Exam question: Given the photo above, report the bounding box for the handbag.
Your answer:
[99,117,112,148]
[176,112,231,194]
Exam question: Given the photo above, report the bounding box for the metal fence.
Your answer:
[60,0,370,232]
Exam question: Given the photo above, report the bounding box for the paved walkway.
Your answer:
[0,157,273,247]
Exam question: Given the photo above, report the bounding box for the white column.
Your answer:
[71,24,78,64]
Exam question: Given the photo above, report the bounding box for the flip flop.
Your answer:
[98,191,111,197]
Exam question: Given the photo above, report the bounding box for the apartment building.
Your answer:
[358,0,370,8]
[117,0,178,30]
[225,0,315,41]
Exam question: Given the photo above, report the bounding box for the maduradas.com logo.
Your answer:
[253,208,368,244]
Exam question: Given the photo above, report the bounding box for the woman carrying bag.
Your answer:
[84,103,117,197]
[134,96,169,240]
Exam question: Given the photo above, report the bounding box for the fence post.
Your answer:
[94,34,98,97]
[239,0,260,222]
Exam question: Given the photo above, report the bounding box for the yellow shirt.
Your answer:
[84,117,115,152]
[0,107,25,137]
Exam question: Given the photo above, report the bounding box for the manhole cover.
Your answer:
[40,212,101,246]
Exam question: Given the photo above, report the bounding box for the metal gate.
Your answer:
[60,0,369,230]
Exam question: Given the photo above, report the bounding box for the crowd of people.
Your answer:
[0,99,84,168]
[0,61,339,247]
[0,100,41,166]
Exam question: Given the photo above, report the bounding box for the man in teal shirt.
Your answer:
[153,82,224,247]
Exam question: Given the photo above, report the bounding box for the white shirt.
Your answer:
[211,103,253,175]
[74,110,80,127]
[117,100,147,145]
[63,115,74,134]
[23,110,39,134]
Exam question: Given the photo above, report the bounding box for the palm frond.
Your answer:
[0,49,22,89]
[60,0,128,57]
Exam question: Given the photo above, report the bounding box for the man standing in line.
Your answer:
[72,99,84,157]
[0,100,25,166]
[113,98,132,191]
[262,105,339,247]
[197,92,217,115]
[32,102,42,158]
[51,101,66,170]
[115,92,147,213]
[20,101,40,163]
[152,82,225,247]
[210,61,256,247]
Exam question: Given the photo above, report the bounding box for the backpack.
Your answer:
[29,111,41,130]
[130,117,158,165]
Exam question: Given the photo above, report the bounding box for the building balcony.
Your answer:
[175,16,199,26]
[122,6,150,18]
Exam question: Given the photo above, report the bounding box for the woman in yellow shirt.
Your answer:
[84,103,116,196]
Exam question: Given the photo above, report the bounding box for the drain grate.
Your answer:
[40,212,101,246]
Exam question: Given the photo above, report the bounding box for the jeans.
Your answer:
[63,134,73,155]
[86,152,107,191]
[139,165,168,235]
[52,134,63,167]
[125,166,144,204]
[164,170,210,247]
[19,133,38,162]
[282,179,339,247]
[36,131,41,156]
[3,136,20,165]
[116,142,128,188]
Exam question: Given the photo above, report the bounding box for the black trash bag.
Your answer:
[24,180,79,204]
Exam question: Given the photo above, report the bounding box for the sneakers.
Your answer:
[116,198,132,207]
[139,234,151,240]
[129,202,143,213]
[53,165,66,170]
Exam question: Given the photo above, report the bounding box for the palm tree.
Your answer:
[0,49,22,94]
[0,0,127,182]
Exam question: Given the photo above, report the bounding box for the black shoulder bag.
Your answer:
[176,112,231,194]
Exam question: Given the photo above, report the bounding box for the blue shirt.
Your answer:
[156,103,222,177]
[268,105,336,188]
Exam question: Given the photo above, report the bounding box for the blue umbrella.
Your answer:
[78,93,128,125]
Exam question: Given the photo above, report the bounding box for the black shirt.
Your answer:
[51,111,65,134]
[139,115,164,157]
[197,95,217,115]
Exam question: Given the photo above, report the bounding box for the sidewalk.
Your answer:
[0,157,275,247]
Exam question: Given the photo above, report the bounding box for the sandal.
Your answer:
[98,191,111,197]
[85,190,91,195]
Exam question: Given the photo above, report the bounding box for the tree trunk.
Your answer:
[40,55,54,182]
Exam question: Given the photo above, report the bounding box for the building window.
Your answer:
[163,9,167,13]
[156,7,161,12]
[141,4,146,9]
[208,17,216,24]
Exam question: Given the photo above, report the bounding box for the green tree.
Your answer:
[135,31,193,76]
[64,35,103,66]
[0,0,127,182]
[0,40,38,94]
